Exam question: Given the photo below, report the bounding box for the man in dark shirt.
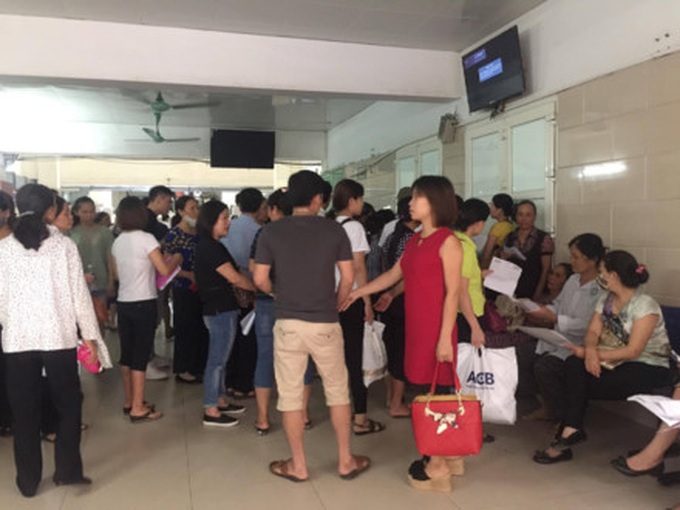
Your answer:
[145,185,174,242]
[254,170,371,483]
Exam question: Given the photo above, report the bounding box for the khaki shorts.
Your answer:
[274,319,350,412]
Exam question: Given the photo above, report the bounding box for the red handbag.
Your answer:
[411,363,483,457]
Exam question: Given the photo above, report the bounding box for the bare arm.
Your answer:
[148,248,181,276]
[374,281,404,313]
[437,235,463,362]
[217,262,256,291]
[480,234,498,270]
[533,253,552,302]
[597,314,658,362]
[459,276,485,348]
[353,251,374,323]
[340,260,403,311]
[253,263,272,294]
[336,259,354,310]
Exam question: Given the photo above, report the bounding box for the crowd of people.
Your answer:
[0,173,678,501]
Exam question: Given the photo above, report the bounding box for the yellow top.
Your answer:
[455,231,485,317]
[489,220,514,247]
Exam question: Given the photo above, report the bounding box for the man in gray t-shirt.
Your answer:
[254,170,371,483]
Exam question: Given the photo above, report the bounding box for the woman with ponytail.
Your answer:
[0,184,112,497]
[534,250,672,466]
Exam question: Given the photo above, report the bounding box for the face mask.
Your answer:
[595,274,609,290]
[183,215,197,228]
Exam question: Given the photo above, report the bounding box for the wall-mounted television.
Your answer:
[210,129,275,169]
[462,26,525,113]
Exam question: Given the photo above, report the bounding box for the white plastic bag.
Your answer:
[362,320,387,387]
[457,343,518,425]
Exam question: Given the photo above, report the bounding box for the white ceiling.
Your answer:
[0,0,546,161]
[0,0,545,51]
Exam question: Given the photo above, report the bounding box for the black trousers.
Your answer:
[515,339,539,396]
[533,353,567,421]
[340,300,367,415]
[563,356,671,430]
[381,295,406,382]
[118,299,158,371]
[172,288,209,375]
[0,335,12,431]
[5,349,84,496]
[225,306,257,393]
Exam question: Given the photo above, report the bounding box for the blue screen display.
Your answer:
[464,48,486,69]
[478,58,503,83]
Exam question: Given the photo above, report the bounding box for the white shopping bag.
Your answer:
[457,343,518,425]
[362,320,387,387]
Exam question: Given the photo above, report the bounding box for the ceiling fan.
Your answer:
[148,91,220,113]
[127,112,201,143]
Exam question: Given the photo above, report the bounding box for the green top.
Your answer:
[455,231,485,317]
[69,225,114,293]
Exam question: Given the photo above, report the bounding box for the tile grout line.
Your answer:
[182,384,195,510]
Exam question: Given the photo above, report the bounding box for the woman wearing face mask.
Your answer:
[163,196,208,384]
[534,250,672,466]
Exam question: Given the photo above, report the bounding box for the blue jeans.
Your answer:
[203,310,239,408]
[253,298,314,389]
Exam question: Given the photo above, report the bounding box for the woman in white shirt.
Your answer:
[111,197,180,424]
[332,180,384,436]
[0,184,111,497]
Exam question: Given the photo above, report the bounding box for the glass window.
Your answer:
[471,132,502,197]
[511,119,547,193]
[397,156,417,189]
[420,149,440,176]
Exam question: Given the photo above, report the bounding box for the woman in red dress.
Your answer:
[343,175,462,492]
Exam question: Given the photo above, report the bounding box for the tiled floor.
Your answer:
[0,331,677,510]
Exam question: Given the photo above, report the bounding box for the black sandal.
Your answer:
[353,418,385,436]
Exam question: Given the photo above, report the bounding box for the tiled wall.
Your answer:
[442,126,466,198]
[555,50,680,306]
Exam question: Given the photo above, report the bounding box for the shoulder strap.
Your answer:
[340,218,354,226]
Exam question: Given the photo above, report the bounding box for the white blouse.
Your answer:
[0,226,112,368]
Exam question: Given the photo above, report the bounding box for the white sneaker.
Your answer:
[150,355,171,369]
[145,363,169,381]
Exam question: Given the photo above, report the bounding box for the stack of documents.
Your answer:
[628,395,680,428]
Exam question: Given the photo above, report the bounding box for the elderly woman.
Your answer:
[0,184,111,497]
[502,200,554,301]
[534,250,672,464]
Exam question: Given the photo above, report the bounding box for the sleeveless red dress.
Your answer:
[400,228,458,386]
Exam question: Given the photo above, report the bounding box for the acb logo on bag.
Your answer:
[466,371,495,386]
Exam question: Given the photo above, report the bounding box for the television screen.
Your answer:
[462,26,525,112]
[210,130,275,169]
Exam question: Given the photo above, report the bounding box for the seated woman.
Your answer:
[535,263,573,306]
[534,250,673,464]
[502,200,554,301]
[520,234,604,422]
[611,383,680,479]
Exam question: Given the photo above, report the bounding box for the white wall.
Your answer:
[328,0,680,168]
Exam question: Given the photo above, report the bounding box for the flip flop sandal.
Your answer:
[255,424,270,436]
[129,409,163,424]
[123,401,155,415]
[269,460,308,482]
[339,455,371,480]
[353,418,386,436]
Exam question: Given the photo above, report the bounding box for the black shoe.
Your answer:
[217,403,245,414]
[553,429,587,447]
[175,374,201,385]
[53,476,92,486]
[611,456,664,477]
[0,426,12,437]
[658,470,680,486]
[203,414,239,428]
[533,448,573,464]
[483,433,496,443]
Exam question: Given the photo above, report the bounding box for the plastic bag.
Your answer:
[457,343,518,424]
[362,320,387,387]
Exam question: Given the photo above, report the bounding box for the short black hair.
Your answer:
[116,196,148,231]
[455,198,490,231]
[568,233,605,264]
[197,200,228,239]
[236,188,265,213]
[288,170,325,208]
[321,180,333,206]
[148,185,174,202]
[397,196,411,221]
[492,193,514,218]
[267,188,292,216]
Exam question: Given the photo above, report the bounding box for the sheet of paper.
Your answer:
[503,245,527,261]
[240,309,256,336]
[518,326,574,349]
[483,257,522,296]
[628,395,680,428]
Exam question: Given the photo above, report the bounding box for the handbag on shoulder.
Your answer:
[411,362,483,457]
